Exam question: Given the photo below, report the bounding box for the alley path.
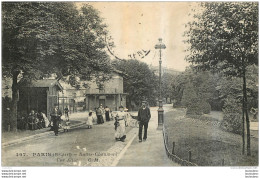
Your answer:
[2,105,179,167]
[2,118,132,166]
[116,105,180,166]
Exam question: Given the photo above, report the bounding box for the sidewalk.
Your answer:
[116,105,180,166]
[2,112,87,148]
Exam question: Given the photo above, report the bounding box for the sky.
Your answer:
[78,2,200,71]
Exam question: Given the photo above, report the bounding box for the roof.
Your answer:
[20,79,63,90]
[112,69,128,78]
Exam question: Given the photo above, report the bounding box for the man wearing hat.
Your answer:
[50,104,62,136]
[138,101,151,142]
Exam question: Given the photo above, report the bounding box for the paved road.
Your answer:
[2,119,132,166]
[2,105,179,167]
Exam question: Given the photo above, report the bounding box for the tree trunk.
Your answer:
[242,60,251,156]
[10,71,20,132]
[242,96,245,155]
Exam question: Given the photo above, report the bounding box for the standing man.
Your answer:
[138,101,151,142]
[96,106,104,124]
[50,104,62,136]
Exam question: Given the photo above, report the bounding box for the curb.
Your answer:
[2,122,86,148]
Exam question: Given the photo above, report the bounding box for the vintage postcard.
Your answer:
[1,1,258,177]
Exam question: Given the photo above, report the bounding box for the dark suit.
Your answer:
[138,107,151,140]
[50,108,62,135]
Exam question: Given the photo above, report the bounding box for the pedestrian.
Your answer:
[28,110,37,130]
[138,101,151,142]
[124,107,131,126]
[114,105,128,142]
[41,111,49,128]
[64,106,69,119]
[36,111,44,129]
[96,107,102,124]
[50,104,62,136]
[100,104,105,122]
[105,106,110,121]
[86,110,94,129]
[96,106,104,124]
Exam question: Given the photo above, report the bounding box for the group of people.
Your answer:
[85,101,151,143]
[95,104,111,124]
[50,104,70,136]
[17,104,70,136]
[17,110,49,130]
[113,100,151,143]
[85,105,111,129]
[19,101,152,143]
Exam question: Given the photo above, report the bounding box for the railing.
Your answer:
[162,125,198,166]
[86,88,123,94]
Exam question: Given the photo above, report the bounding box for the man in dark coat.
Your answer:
[138,101,151,142]
[50,104,62,136]
[28,110,37,130]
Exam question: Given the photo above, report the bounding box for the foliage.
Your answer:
[221,96,242,134]
[2,2,112,130]
[200,100,211,114]
[178,68,221,114]
[2,97,12,131]
[184,2,258,155]
[112,59,158,109]
[3,2,112,82]
[181,82,197,108]
[171,72,188,107]
[162,72,175,102]
[185,2,258,75]
[245,64,258,109]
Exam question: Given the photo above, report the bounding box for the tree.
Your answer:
[185,2,258,155]
[171,72,188,106]
[181,81,201,115]
[112,59,158,110]
[2,2,112,131]
[162,72,175,103]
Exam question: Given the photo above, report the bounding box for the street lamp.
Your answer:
[155,38,166,130]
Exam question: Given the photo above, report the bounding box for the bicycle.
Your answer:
[127,115,139,128]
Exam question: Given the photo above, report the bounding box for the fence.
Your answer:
[162,126,198,166]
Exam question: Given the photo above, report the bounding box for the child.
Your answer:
[86,110,94,129]
[63,117,70,132]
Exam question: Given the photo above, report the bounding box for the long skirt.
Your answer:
[105,111,110,121]
[53,120,60,134]
[115,120,126,140]
[97,115,104,124]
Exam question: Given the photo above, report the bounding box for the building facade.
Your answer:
[58,71,127,113]
[85,72,127,111]
[18,79,63,120]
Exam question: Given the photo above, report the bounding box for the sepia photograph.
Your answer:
[1,1,258,175]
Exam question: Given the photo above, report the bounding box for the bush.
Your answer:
[2,96,12,131]
[186,98,203,115]
[221,113,242,134]
[220,96,242,135]
[199,100,211,114]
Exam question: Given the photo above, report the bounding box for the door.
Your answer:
[99,99,105,107]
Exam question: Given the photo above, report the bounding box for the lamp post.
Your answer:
[155,38,166,130]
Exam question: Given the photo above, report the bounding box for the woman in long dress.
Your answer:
[105,106,110,121]
[114,105,127,142]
